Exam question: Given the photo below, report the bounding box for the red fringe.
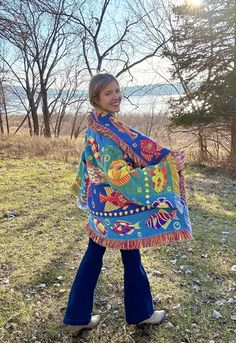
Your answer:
[88,115,187,202]
[85,223,192,250]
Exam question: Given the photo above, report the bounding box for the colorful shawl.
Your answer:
[72,110,192,249]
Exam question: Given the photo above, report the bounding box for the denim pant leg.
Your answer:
[121,249,154,324]
[64,238,106,325]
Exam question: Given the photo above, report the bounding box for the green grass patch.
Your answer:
[0,158,236,342]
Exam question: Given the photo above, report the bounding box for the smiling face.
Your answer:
[95,80,122,114]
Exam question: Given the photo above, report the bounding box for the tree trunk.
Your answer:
[56,107,66,138]
[28,97,39,135]
[31,106,39,136]
[4,103,9,134]
[41,87,51,138]
[0,110,4,134]
[0,80,4,134]
[230,1,236,170]
[27,113,33,137]
[198,130,208,161]
[0,80,9,134]
[230,114,236,169]
[70,113,77,139]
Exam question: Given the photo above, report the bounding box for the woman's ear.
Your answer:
[93,96,99,107]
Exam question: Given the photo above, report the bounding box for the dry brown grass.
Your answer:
[1,114,232,170]
[0,133,83,162]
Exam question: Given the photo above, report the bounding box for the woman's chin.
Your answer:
[99,105,120,113]
[111,105,120,113]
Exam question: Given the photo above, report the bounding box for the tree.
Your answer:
[163,0,236,167]
[0,68,9,134]
[0,42,11,135]
[35,0,170,78]
[0,0,76,137]
[49,61,87,138]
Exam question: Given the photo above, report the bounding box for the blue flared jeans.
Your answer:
[63,238,154,325]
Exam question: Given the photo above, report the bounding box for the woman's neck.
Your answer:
[93,108,116,116]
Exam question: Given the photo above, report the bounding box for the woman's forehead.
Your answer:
[101,80,119,92]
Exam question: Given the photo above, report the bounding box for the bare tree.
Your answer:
[0,70,9,134]
[48,61,87,138]
[0,42,11,134]
[0,0,176,139]
[0,0,77,137]
[0,48,42,135]
[34,0,171,79]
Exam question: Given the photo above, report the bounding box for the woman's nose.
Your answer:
[113,93,121,101]
[113,92,119,99]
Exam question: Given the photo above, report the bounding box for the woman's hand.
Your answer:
[173,151,185,172]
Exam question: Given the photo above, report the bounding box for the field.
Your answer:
[0,139,236,343]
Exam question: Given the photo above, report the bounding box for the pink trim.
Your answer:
[86,223,192,249]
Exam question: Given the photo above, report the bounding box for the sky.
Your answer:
[121,57,173,87]
[1,0,204,90]
[96,0,175,86]
[113,0,204,86]
[102,0,203,86]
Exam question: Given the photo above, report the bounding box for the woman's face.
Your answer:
[96,80,122,113]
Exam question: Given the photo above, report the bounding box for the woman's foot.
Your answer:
[67,315,101,335]
[138,310,166,325]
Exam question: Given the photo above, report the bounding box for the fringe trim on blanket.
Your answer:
[86,223,192,250]
[88,115,187,202]
[179,172,186,202]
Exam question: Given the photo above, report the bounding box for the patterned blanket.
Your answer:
[72,111,192,249]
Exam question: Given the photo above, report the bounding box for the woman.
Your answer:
[64,73,192,336]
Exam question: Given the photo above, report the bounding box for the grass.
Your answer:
[0,157,236,343]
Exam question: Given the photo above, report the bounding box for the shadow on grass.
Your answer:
[188,162,236,179]
[4,176,235,342]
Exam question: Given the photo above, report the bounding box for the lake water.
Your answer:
[72,94,178,116]
[120,94,178,114]
[6,91,179,116]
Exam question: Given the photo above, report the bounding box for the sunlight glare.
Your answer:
[187,0,203,6]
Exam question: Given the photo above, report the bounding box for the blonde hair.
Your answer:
[89,73,119,107]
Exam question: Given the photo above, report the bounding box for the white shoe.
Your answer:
[138,310,166,325]
[68,314,101,335]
